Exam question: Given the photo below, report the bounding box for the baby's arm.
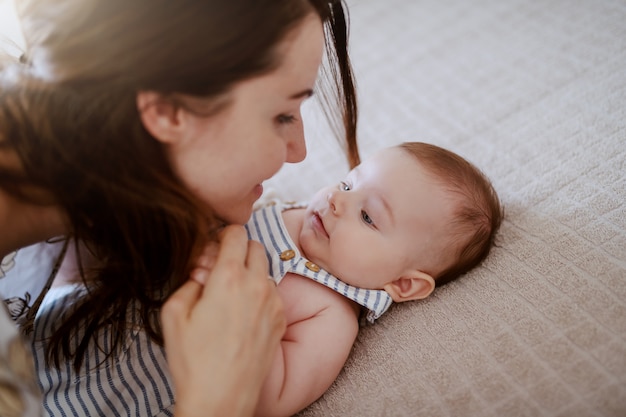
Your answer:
[254,273,360,417]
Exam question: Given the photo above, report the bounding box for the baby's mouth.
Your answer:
[313,212,329,238]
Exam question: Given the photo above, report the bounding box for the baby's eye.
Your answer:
[276,114,297,125]
[339,181,351,191]
[361,210,375,226]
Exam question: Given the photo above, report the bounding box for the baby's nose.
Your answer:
[327,190,342,215]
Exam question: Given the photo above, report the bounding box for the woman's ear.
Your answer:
[136,91,184,145]
[383,270,435,302]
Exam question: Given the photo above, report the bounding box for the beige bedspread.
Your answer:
[265,0,626,415]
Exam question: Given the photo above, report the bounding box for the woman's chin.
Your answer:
[217,205,254,225]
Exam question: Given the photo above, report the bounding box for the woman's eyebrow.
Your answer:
[289,89,314,100]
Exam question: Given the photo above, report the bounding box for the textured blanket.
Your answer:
[264,0,626,415]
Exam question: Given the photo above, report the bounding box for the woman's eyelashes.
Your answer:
[339,181,351,191]
[276,114,298,125]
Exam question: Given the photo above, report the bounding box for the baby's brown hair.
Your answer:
[399,142,502,286]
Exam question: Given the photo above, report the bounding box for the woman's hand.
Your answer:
[161,225,286,417]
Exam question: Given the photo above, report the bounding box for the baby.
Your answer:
[251,142,502,417]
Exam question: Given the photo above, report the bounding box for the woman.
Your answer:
[0,0,358,416]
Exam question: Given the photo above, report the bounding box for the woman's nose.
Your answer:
[285,125,307,163]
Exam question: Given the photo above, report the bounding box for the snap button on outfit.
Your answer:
[280,250,296,261]
[305,261,321,272]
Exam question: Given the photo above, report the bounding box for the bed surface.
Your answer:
[264,0,626,415]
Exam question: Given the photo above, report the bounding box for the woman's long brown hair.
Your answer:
[0,0,358,371]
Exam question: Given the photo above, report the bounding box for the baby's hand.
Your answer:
[189,241,219,285]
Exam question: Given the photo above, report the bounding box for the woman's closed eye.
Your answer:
[276,114,298,125]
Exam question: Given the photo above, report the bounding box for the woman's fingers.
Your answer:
[162,225,286,417]
[161,279,201,322]
[213,225,250,271]
[189,267,209,285]
[190,241,219,285]
[246,239,270,275]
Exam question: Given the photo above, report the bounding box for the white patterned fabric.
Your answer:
[0,242,66,325]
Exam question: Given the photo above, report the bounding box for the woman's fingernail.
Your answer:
[190,269,207,285]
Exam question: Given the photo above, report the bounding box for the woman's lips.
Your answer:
[312,212,329,238]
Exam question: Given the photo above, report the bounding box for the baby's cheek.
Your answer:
[328,249,367,287]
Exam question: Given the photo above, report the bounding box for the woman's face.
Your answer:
[167,14,324,224]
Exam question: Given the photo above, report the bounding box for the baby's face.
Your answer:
[299,147,456,290]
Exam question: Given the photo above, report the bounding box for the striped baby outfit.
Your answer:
[245,201,393,323]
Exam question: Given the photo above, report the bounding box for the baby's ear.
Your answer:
[136,91,184,145]
[383,270,435,302]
